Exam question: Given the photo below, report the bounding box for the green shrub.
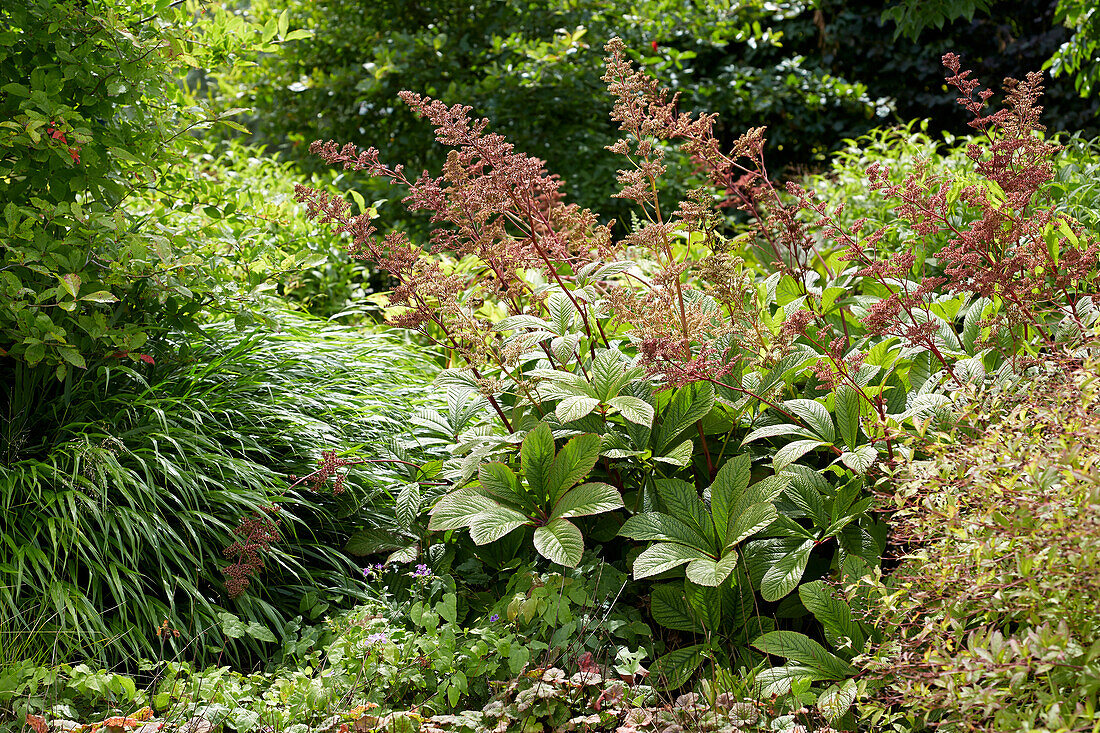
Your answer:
[857,361,1100,731]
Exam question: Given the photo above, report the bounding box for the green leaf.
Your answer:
[631,542,711,580]
[246,622,277,643]
[726,502,777,547]
[839,445,878,474]
[685,553,738,586]
[478,462,523,505]
[751,630,855,678]
[545,433,601,504]
[834,386,862,450]
[469,505,530,545]
[772,439,827,472]
[741,422,819,444]
[551,482,623,519]
[532,517,584,567]
[655,478,714,543]
[521,422,555,497]
[817,679,857,723]
[58,348,86,370]
[799,580,865,651]
[782,399,835,443]
[556,395,601,423]
[650,584,703,633]
[608,395,654,426]
[754,664,833,697]
[709,453,751,542]
[428,489,498,531]
[345,528,407,556]
[655,382,714,453]
[590,349,626,401]
[80,291,118,303]
[619,511,710,549]
[760,539,814,601]
[653,439,693,466]
[58,273,80,299]
[652,644,708,690]
[782,470,827,526]
[395,482,421,529]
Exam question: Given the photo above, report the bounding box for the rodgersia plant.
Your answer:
[297,39,1098,701]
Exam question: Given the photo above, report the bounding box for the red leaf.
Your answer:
[138,353,155,364]
[26,714,48,733]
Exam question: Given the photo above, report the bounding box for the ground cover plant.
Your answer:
[4,1,1100,732]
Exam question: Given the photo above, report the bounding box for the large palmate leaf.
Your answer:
[651,644,710,690]
[532,517,584,567]
[751,630,855,678]
[654,381,714,454]
[685,553,739,586]
[650,584,704,633]
[760,538,814,601]
[521,422,555,497]
[545,432,602,504]
[428,489,499,531]
[468,504,531,545]
[619,511,710,549]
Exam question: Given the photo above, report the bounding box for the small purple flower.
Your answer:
[489,614,500,623]
[411,563,431,578]
[366,632,388,645]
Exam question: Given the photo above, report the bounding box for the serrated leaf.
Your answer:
[817,679,857,723]
[608,395,654,426]
[619,511,710,549]
[545,432,601,503]
[551,482,623,519]
[653,439,693,466]
[751,630,855,678]
[839,445,878,474]
[468,504,529,545]
[655,478,714,543]
[685,553,739,586]
[782,399,835,443]
[834,386,862,450]
[655,382,714,453]
[726,502,777,547]
[760,539,814,601]
[754,664,833,698]
[344,528,407,556]
[521,422,555,496]
[556,395,601,424]
[532,517,583,567]
[799,580,866,651]
[772,439,827,472]
[478,462,523,505]
[631,542,711,580]
[652,645,708,690]
[385,545,419,564]
[741,422,818,445]
[650,584,703,633]
[395,482,421,529]
[709,453,751,542]
[428,489,498,531]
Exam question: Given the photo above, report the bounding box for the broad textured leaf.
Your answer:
[654,478,714,543]
[344,528,407,556]
[685,553,739,587]
[556,395,601,424]
[521,423,555,497]
[545,433,601,503]
[608,395,654,426]
[781,399,835,443]
[385,544,418,564]
[709,453,751,542]
[551,482,623,519]
[428,489,498,531]
[546,292,578,335]
[754,664,833,698]
[817,679,858,724]
[469,505,529,545]
[839,445,878,474]
[760,539,814,601]
[961,297,993,354]
[741,422,818,445]
[395,482,421,529]
[833,386,862,450]
[685,582,724,631]
[726,502,777,547]
[782,471,827,526]
[799,580,865,651]
[772,439,827,472]
[532,517,584,567]
[478,462,522,505]
[631,542,711,580]
[653,439,692,466]
[618,511,710,549]
[751,630,855,678]
[652,644,708,690]
[655,382,714,453]
[494,314,552,332]
[590,349,626,401]
[650,584,703,633]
